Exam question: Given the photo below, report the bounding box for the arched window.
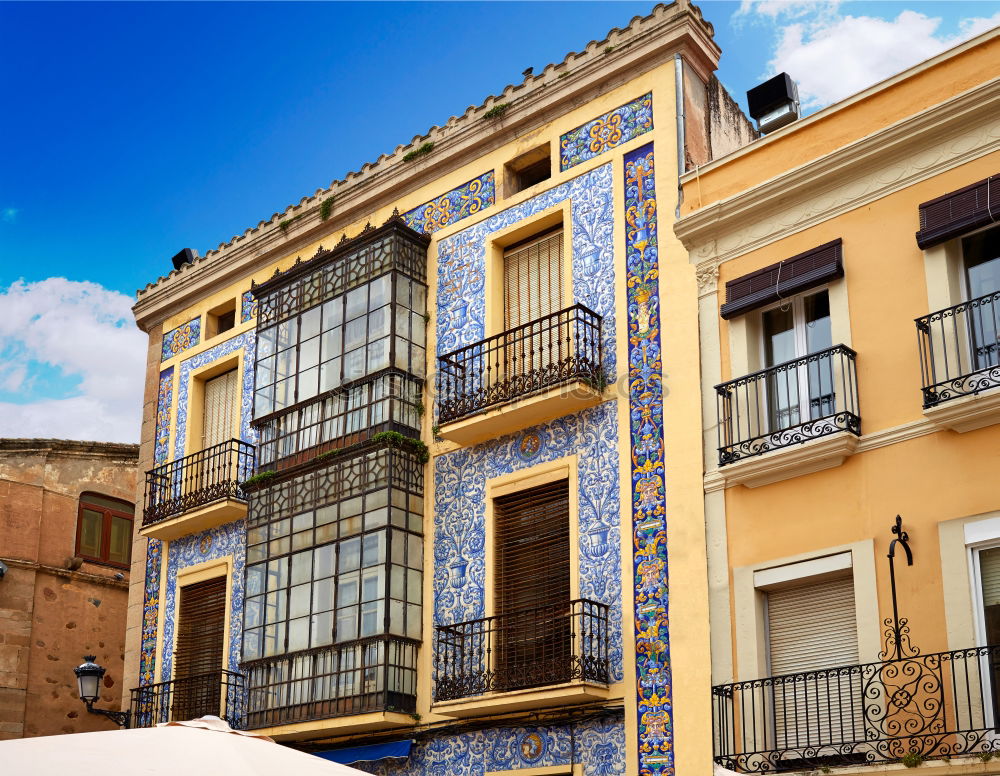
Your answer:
[76,492,135,569]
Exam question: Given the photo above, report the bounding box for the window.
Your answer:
[504,144,551,197]
[173,576,227,719]
[76,492,134,568]
[493,479,570,691]
[202,368,238,449]
[503,229,564,330]
[761,289,833,431]
[962,227,1000,372]
[206,300,237,339]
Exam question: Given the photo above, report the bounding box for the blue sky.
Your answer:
[0,0,997,441]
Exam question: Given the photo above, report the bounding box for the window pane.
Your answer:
[82,494,134,514]
[300,307,321,340]
[79,509,103,557]
[804,291,832,354]
[108,516,131,564]
[370,275,391,309]
[763,304,795,367]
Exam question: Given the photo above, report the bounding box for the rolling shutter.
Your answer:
[202,369,238,449]
[916,174,1000,249]
[767,576,861,752]
[493,479,570,691]
[503,230,564,330]
[173,577,227,721]
[979,548,1000,645]
[720,239,843,320]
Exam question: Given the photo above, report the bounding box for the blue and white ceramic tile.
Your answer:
[173,330,257,459]
[241,290,257,323]
[433,401,623,682]
[161,317,201,361]
[160,520,246,680]
[560,93,653,171]
[356,714,625,775]
[435,162,616,379]
[403,171,495,234]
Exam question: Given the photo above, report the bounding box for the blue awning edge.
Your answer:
[314,739,414,765]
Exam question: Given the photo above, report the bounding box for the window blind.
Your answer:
[720,239,843,320]
[173,577,226,720]
[202,369,238,449]
[916,174,1000,250]
[503,230,564,330]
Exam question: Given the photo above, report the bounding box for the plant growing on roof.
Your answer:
[402,142,434,163]
[483,103,509,120]
[319,197,335,221]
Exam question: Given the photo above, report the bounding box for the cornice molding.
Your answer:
[133,1,721,330]
[677,78,1000,270]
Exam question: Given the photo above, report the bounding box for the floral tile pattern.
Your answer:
[624,143,673,776]
[433,401,623,682]
[403,171,495,234]
[560,93,653,171]
[240,290,257,323]
[138,539,162,686]
[356,713,625,775]
[153,367,174,466]
[173,330,257,459]
[435,162,616,377]
[161,317,201,361]
[160,520,246,680]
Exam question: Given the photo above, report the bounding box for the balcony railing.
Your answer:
[436,304,603,425]
[713,643,1000,773]
[715,344,860,466]
[130,670,246,729]
[916,291,1000,407]
[242,637,418,729]
[433,598,609,702]
[143,439,255,527]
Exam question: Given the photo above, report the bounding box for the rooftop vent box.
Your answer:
[170,248,198,270]
[747,73,800,134]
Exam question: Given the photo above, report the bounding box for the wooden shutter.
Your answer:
[493,479,570,691]
[172,577,226,721]
[767,576,861,753]
[916,174,1000,249]
[980,548,1000,609]
[202,369,238,449]
[503,230,564,330]
[720,239,843,320]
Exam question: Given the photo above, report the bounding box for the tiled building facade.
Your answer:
[126,2,755,774]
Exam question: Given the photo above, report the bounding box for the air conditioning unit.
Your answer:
[171,248,198,270]
[747,73,800,134]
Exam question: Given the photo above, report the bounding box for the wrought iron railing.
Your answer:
[715,344,860,466]
[130,670,246,729]
[436,304,604,425]
[143,439,255,526]
[916,291,1000,407]
[713,643,1000,772]
[242,637,418,728]
[434,598,609,701]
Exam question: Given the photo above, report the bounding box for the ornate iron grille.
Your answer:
[916,290,1000,407]
[143,439,255,526]
[242,637,418,727]
[433,598,610,701]
[129,670,246,729]
[715,344,860,466]
[712,644,1000,772]
[436,304,604,425]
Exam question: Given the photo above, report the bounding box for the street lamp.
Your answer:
[74,656,130,728]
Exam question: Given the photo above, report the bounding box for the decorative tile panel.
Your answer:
[435,162,616,377]
[560,93,653,171]
[173,330,257,459]
[624,143,673,776]
[161,317,201,361]
[153,367,174,466]
[433,401,623,682]
[403,171,495,234]
[138,539,162,686]
[357,714,625,775]
[240,290,257,323]
[160,520,246,680]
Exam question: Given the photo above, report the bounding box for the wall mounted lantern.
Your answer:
[74,656,130,728]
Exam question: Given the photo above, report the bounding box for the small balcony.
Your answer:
[130,670,246,729]
[715,345,860,487]
[916,291,1000,431]
[433,599,610,716]
[141,439,255,540]
[436,305,605,445]
[713,643,1000,773]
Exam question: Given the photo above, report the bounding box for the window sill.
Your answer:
[923,387,1000,433]
[431,680,611,718]
[719,432,859,488]
[139,498,247,541]
[248,711,415,741]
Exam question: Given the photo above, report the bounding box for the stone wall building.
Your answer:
[0,438,139,739]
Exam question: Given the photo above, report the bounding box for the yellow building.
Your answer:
[674,28,1000,774]
[121,2,755,774]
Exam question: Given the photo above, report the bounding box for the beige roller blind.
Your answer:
[980,548,1000,608]
[202,369,238,449]
[767,576,862,753]
[503,230,564,330]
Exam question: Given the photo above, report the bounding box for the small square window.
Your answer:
[206,299,237,338]
[504,143,551,197]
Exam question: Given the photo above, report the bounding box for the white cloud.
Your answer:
[1,208,18,224]
[743,6,1000,110]
[0,278,145,443]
